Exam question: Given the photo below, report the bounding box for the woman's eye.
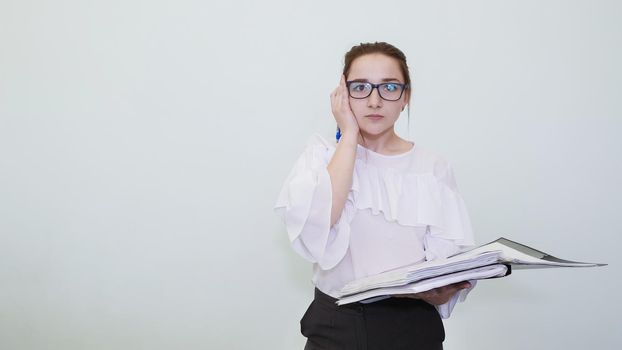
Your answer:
[384,84,398,92]
[353,84,367,91]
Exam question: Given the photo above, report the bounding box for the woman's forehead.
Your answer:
[348,54,404,81]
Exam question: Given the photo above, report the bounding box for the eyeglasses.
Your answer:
[346,81,409,101]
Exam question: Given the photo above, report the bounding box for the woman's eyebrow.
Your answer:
[381,78,401,82]
[349,78,402,83]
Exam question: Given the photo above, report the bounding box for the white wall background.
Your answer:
[1,0,620,349]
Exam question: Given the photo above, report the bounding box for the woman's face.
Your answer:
[346,53,410,138]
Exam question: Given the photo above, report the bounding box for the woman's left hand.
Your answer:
[392,281,472,306]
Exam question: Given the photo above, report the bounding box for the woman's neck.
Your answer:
[357,129,410,155]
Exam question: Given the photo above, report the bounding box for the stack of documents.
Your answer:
[336,237,606,305]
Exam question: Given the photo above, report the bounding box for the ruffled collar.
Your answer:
[356,142,415,157]
[355,142,416,169]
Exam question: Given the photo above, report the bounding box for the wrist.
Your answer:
[338,129,359,144]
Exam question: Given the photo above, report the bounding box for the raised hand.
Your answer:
[330,75,359,137]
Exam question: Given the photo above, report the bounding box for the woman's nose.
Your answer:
[367,87,383,108]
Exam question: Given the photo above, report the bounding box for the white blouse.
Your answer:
[274,133,477,318]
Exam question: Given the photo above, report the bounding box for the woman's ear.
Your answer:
[402,89,411,111]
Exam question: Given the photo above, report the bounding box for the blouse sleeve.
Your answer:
[274,134,355,270]
[423,160,478,319]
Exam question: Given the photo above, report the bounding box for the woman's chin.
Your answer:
[359,126,393,138]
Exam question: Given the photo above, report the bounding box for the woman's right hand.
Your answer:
[330,75,359,137]
[392,281,472,306]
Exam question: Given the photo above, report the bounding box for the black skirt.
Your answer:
[301,288,445,350]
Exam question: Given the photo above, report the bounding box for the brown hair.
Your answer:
[343,41,411,102]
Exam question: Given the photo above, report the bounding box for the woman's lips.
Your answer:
[366,114,384,121]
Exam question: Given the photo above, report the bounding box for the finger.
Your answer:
[445,284,463,293]
[340,76,348,92]
[451,281,471,290]
[419,290,436,297]
[332,88,342,103]
[393,294,418,299]
[331,86,339,97]
[341,85,349,103]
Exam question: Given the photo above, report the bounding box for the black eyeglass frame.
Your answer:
[346,81,410,101]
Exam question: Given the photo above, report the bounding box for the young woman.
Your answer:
[275,42,476,350]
